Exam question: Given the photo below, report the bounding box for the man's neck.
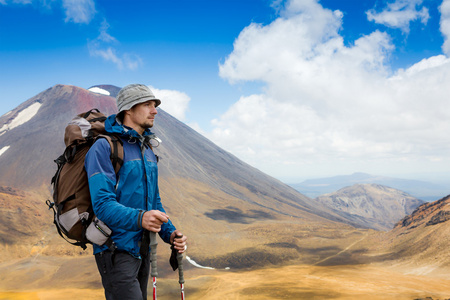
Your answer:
[122,120,145,135]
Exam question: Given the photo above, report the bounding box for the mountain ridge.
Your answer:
[315,183,424,230]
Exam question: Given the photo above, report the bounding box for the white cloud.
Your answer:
[0,0,32,4]
[212,0,450,180]
[366,0,429,33]
[2,1,142,70]
[0,0,95,23]
[440,0,450,55]
[89,46,123,68]
[88,20,143,70]
[62,0,96,24]
[392,54,450,78]
[0,0,33,5]
[151,87,190,121]
[123,53,143,71]
[96,19,116,43]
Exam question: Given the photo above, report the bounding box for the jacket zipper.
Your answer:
[140,141,149,211]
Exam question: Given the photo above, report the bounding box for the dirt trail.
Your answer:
[313,231,370,266]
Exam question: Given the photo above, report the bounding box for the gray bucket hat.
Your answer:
[116,84,161,113]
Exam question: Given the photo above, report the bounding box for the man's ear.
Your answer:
[124,109,132,117]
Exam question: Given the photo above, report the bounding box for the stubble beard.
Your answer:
[142,119,154,130]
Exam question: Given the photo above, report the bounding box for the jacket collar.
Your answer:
[105,114,155,139]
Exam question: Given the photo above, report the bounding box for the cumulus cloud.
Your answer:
[440,0,450,55]
[88,20,143,70]
[151,87,191,121]
[212,0,450,179]
[366,0,429,33]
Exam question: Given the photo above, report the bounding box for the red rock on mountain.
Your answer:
[396,195,450,229]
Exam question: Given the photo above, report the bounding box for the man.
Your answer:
[85,84,187,300]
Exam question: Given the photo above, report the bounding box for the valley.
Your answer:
[2,230,450,300]
[1,187,450,299]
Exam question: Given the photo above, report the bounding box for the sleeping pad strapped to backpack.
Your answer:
[46,108,123,250]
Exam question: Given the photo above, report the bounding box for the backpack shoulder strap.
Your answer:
[96,134,124,174]
[144,136,160,163]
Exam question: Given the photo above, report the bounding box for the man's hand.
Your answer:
[170,230,187,253]
[142,210,169,232]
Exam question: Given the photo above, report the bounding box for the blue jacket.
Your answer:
[85,114,176,257]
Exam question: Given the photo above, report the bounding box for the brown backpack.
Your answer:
[47,109,123,250]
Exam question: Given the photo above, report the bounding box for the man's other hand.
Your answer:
[142,210,169,232]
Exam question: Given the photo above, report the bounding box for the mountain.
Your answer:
[290,172,449,201]
[315,184,424,231]
[0,84,356,267]
[0,84,118,189]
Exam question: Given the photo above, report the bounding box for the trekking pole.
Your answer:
[177,250,185,300]
[150,231,158,300]
[170,234,186,299]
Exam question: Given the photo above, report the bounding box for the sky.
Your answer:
[1,0,450,184]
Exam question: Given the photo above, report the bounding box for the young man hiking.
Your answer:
[85,84,187,300]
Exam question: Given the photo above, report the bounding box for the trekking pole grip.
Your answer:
[150,231,158,277]
[177,252,184,284]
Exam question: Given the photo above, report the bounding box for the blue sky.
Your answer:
[1,0,450,183]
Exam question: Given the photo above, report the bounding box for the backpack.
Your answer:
[46,108,123,250]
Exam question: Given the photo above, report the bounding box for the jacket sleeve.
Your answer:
[85,138,143,231]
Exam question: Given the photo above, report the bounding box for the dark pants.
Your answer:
[95,251,151,300]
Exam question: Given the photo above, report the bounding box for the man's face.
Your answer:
[126,100,158,133]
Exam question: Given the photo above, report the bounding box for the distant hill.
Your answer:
[315,184,424,231]
[290,172,449,201]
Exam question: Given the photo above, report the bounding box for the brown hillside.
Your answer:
[361,195,450,278]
